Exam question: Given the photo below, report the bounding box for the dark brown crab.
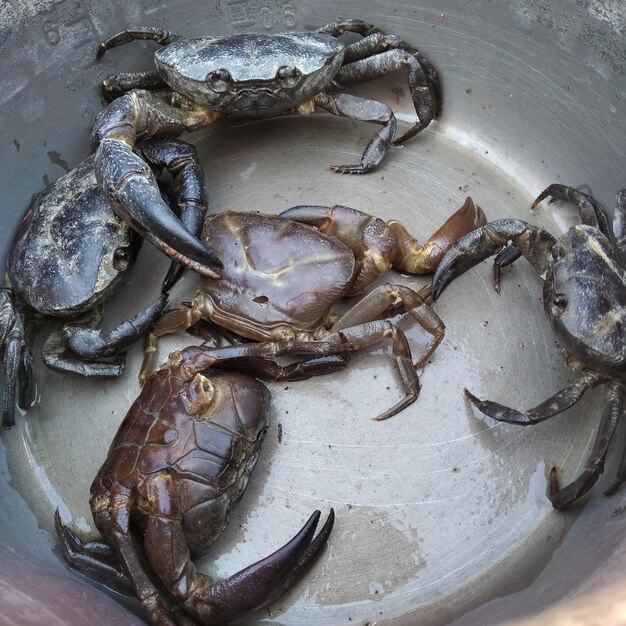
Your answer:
[90,19,441,275]
[140,198,486,420]
[56,344,335,626]
[432,184,626,509]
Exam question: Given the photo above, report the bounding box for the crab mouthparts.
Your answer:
[232,89,280,113]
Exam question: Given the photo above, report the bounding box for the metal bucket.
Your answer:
[1,1,625,624]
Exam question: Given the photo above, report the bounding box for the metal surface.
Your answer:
[0,1,625,625]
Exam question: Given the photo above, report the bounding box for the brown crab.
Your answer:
[140,198,486,420]
[56,344,335,626]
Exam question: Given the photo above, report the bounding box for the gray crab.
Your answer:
[0,137,206,427]
[432,184,626,509]
[90,19,441,276]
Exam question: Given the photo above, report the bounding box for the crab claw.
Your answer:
[183,509,334,624]
[91,90,222,277]
[388,197,487,274]
[96,139,222,278]
[432,219,556,301]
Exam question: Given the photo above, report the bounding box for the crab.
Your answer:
[0,137,207,428]
[139,198,486,421]
[432,184,626,509]
[90,19,441,276]
[56,344,334,626]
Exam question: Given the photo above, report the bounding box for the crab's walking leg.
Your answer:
[532,184,611,236]
[55,510,134,596]
[62,294,168,361]
[311,92,396,174]
[213,353,351,381]
[184,321,421,421]
[432,219,557,301]
[96,27,179,57]
[495,186,616,291]
[96,27,180,99]
[548,382,625,509]
[464,370,607,425]
[0,288,32,428]
[91,90,221,276]
[90,487,185,626]
[102,71,168,102]
[318,18,440,144]
[329,284,445,370]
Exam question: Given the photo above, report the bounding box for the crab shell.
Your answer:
[196,211,357,340]
[8,157,138,316]
[155,32,345,114]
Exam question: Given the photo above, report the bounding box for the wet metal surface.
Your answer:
[0,1,625,625]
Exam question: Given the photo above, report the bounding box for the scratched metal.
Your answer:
[0,1,625,626]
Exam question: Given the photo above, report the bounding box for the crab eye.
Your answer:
[551,293,568,315]
[207,69,232,92]
[113,248,131,272]
[277,65,302,87]
[551,245,564,261]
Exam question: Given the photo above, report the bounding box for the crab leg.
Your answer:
[310,92,396,174]
[0,288,32,428]
[101,71,168,102]
[330,284,445,370]
[55,509,134,596]
[432,219,557,301]
[317,18,440,144]
[96,27,180,57]
[493,186,617,292]
[547,381,625,509]
[532,184,611,236]
[212,353,351,381]
[62,293,168,361]
[91,90,221,276]
[464,370,607,425]
[90,486,182,626]
[85,473,332,626]
[182,321,420,421]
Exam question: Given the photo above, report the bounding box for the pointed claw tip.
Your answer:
[317,508,335,539]
[603,479,625,498]
[373,412,392,421]
[464,388,481,405]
